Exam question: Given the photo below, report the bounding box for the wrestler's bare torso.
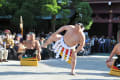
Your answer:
[114,43,120,55]
[64,26,85,47]
[107,43,120,63]
[18,39,41,61]
[55,25,85,47]
[24,40,38,49]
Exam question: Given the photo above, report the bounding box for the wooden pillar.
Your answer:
[108,23,112,37]
[108,10,113,38]
[117,24,120,42]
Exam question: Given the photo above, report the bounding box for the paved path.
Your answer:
[0,54,120,80]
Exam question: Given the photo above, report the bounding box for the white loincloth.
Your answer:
[52,37,76,62]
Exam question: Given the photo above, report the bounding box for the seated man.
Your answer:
[0,37,8,62]
[107,41,120,76]
[18,32,41,61]
[42,23,85,75]
[3,30,16,60]
[3,29,14,49]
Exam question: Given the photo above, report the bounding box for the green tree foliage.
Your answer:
[41,0,93,31]
[0,0,3,7]
[0,0,43,32]
[41,0,61,16]
[41,0,71,32]
[0,0,9,15]
[11,1,35,27]
[58,0,71,25]
[12,9,35,27]
[0,0,93,32]
[74,2,93,30]
[41,0,61,32]
[57,9,70,25]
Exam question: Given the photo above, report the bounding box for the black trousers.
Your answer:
[41,48,55,60]
[7,48,17,60]
[114,59,120,69]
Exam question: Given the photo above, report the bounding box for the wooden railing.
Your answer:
[83,0,119,2]
[93,10,120,14]
[93,18,120,23]
[82,0,120,3]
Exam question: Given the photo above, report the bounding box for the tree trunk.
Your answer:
[51,15,56,32]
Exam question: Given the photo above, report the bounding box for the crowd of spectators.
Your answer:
[0,29,118,62]
[85,35,117,54]
[0,30,54,62]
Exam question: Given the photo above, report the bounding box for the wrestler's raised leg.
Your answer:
[42,34,62,48]
[71,52,77,75]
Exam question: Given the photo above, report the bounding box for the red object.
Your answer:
[61,47,64,52]
[70,50,72,57]
[65,49,68,55]
[4,29,11,34]
[112,66,119,70]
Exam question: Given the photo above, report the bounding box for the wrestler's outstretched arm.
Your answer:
[36,40,41,61]
[54,25,71,34]
[42,25,71,48]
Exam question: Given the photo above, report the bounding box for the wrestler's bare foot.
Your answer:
[70,72,77,75]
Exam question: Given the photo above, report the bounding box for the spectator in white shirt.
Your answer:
[0,36,8,62]
[98,36,105,52]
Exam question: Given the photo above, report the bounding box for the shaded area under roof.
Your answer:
[0,9,75,20]
[0,15,12,19]
[36,9,75,20]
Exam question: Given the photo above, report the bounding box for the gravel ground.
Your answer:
[0,53,120,80]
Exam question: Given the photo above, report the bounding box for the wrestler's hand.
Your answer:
[79,48,85,53]
[106,58,111,63]
[37,55,41,61]
[81,48,85,51]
